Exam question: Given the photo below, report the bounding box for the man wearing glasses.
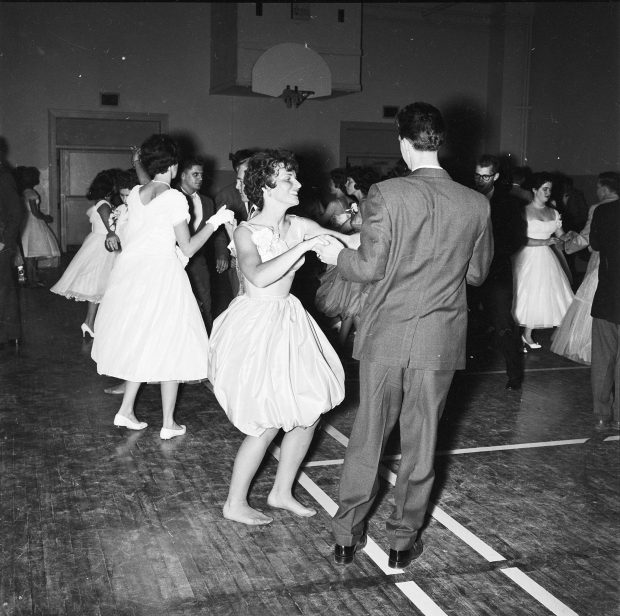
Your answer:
[474,154,526,390]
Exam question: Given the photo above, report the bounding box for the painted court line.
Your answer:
[323,421,583,615]
[395,581,449,616]
[466,366,589,375]
[303,459,344,467]
[268,444,406,576]
[501,568,580,616]
[604,435,619,442]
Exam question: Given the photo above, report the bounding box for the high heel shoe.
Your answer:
[521,335,541,349]
[114,413,148,430]
[81,323,95,338]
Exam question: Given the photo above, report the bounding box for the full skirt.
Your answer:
[92,253,209,382]
[512,246,574,328]
[550,251,599,365]
[22,216,60,259]
[209,293,345,437]
[50,232,116,303]
[315,265,366,319]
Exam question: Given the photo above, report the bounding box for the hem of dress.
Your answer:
[51,290,103,303]
[96,369,209,384]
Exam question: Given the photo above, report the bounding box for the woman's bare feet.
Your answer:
[223,501,273,525]
[267,492,316,517]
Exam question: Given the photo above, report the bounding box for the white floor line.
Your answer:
[466,366,589,375]
[395,581,449,616]
[604,435,619,442]
[378,466,506,563]
[303,459,344,467]
[501,568,580,616]
[321,422,349,446]
[268,444,406,576]
[436,438,590,456]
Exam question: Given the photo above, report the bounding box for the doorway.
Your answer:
[49,110,168,251]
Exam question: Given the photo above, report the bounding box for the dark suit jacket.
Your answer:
[183,191,228,261]
[215,183,248,222]
[0,164,24,254]
[590,198,620,324]
[337,167,493,370]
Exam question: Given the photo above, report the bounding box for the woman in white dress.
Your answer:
[91,135,233,439]
[50,168,126,337]
[551,172,620,363]
[209,150,357,525]
[16,166,60,287]
[512,172,574,348]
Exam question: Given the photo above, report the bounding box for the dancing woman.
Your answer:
[50,168,124,337]
[512,172,574,349]
[209,150,357,525]
[91,134,233,439]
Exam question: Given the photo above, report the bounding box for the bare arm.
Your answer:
[97,202,121,251]
[235,225,327,288]
[301,217,360,249]
[174,220,217,258]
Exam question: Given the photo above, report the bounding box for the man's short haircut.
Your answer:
[396,102,445,152]
[231,149,257,172]
[179,156,204,175]
[598,171,620,195]
[477,154,500,175]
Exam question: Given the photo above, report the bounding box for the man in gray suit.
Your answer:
[317,102,493,568]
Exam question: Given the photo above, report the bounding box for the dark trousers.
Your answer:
[0,249,21,343]
[332,359,454,550]
[186,253,212,333]
[479,277,523,383]
[591,318,619,421]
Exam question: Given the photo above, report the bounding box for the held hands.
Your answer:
[547,237,561,246]
[314,235,345,265]
[104,231,121,252]
[346,233,361,250]
[216,256,230,274]
[206,206,235,229]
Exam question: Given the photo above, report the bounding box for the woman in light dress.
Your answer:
[16,166,60,287]
[315,167,379,347]
[512,172,574,349]
[209,150,357,525]
[50,168,126,337]
[318,168,351,230]
[91,135,233,439]
[551,172,620,363]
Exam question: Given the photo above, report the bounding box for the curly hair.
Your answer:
[139,134,178,178]
[86,169,117,201]
[347,166,381,196]
[243,150,298,211]
[329,168,348,192]
[397,102,445,152]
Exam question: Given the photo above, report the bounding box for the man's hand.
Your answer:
[216,256,230,273]
[315,235,345,265]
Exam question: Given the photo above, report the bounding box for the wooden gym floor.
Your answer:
[1,266,618,616]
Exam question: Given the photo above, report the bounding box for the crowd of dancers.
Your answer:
[0,101,618,568]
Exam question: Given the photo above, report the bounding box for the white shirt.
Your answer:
[183,190,203,232]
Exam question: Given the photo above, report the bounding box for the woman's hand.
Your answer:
[105,231,121,252]
[206,206,235,230]
[547,236,561,246]
[345,233,361,250]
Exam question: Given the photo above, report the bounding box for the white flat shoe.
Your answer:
[113,413,147,430]
[521,335,541,350]
[160,425,186,440]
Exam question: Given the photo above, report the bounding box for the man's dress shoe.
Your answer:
[505,378,522,391]
[388,538,423,569]
[334,534,367,565]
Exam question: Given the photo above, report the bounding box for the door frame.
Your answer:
[49,109,168,250]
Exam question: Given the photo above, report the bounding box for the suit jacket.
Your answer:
[337,167,493,370]
[215,182,248,222]
[0,164,24,254]
[590,198,620,324]
[183,191,228,261]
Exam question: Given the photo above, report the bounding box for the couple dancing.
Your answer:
[94,100,493,570]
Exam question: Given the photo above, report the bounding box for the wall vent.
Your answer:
[100,92,119,106]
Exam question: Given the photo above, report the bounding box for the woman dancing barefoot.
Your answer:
[209,150,357,525]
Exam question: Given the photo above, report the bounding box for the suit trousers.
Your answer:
[186,252,212,332]
[479,276,523,383]
[332,359,454,550]
[591,318,619,421]
[0,249,21,344]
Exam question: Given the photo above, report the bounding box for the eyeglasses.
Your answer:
[475,173,495,181]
